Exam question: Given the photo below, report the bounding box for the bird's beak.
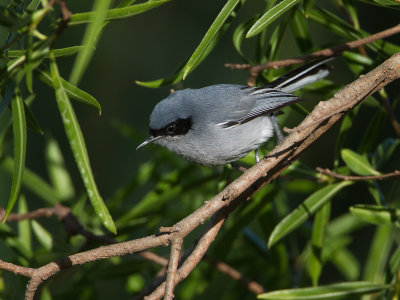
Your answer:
[136,135,162,150]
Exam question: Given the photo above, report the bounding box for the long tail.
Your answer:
[266,56,334,93]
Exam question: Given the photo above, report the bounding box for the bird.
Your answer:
[137,57,333,166]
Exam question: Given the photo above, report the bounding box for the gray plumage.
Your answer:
[137,57,333,166]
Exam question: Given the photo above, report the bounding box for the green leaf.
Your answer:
[17,195,32,256]
[8,46,85,58]
[45,138,75,200]
[289,9,312,52]
[50,55,116,234]
[3,91,27,222]
[350,204,400,225]
[308,203,330,286]
[257,282,389,299]
[363,225,393,282]
[247,0,301,38]
[1,156,64,204]
[303,0,315,17]
[372,138,399,168]
[37,68,101,113]
[69,0,171,25]
[183,0,243,79]
[308,8,400,55]
[69,0,113,85]
[23,99,43,135]
[31,220,53,250]
[232,17,257,64]
[330,247,360,280]
[268,181,352,247]
[341,149,380,176]
[367,181,385,205]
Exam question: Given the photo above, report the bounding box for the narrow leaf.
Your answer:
[46,138,75,200]
[8,46,85,58]
[268,181,352,247]
[289,9,312,52]
[363,225,393,283]
[247,0,301,38]
[69,0,114,85]
[3,91,27,222]
[350,204,400,225]
[23,100,43,135]
[17,195,32,255]
[50,55,116,233]
[257,281,388,299]
[69,0,170,25]
[37,68,101,113]
[31,220,53,250]
[303,0,315,17]
[309,203,330,286]
[372,138,399,169]
[183,0,243,79]
[341,148,380,176]
[1,156,64,204]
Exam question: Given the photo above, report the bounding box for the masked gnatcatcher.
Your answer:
[137,57,333,166]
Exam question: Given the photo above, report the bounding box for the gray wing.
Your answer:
[219,88,301,128]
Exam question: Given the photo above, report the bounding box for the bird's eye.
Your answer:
[166,124,176,134]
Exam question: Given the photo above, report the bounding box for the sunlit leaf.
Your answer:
[3,91,27,222]
[183,0,243,79]
[69,0,113,85]
[69,0,171,25]
[247,0,301,38]
[37,68,101,113]
[341,149,380,176]
[8,46,85,58]
[50,54,116,233]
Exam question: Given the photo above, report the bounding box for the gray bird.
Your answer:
[137,58,332,166]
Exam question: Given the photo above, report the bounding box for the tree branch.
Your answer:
[164,238,183,300]
[317,167,400,181]
[205,256,265,294]
[225,24,400,86]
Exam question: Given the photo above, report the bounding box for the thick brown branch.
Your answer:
[317,167,400,181]
[225,24,400,86]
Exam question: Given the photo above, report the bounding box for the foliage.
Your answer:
[0,0,399,299]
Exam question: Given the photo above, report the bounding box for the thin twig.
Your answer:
[317,167,400,181]
[205,256,265,294]
[164,238,183,300]
[0,207,54,222]
[225,24,400,86]
[0,260,34,277]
